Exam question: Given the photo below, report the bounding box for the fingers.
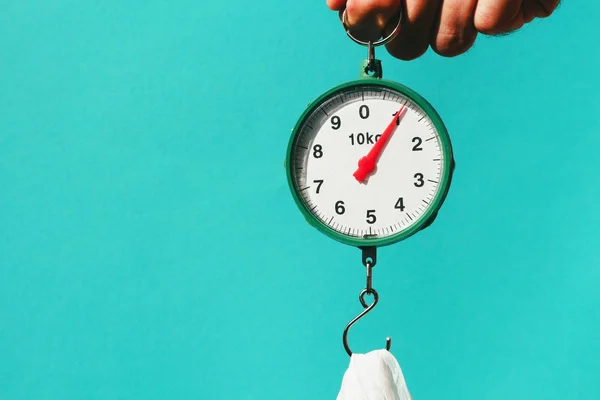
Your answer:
[474,0,560,35]
[429,0,479,57]
[331,0,467,61]
[474,0,522,34]
[326,0,347,11]
[385,0,440,60]
[522,0,561,23]
[330,0,561,60]
[537,0,561,16]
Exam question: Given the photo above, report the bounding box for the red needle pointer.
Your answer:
[353,105,407,183]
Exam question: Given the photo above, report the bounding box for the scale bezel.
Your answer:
[285,78,455,248]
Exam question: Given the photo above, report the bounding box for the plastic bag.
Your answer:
[336,349,412,400]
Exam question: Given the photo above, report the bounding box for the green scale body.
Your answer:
[285,57,455,249]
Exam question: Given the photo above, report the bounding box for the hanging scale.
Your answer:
[285,6,455,356]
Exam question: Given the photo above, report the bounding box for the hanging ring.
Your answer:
[341,6,403,47]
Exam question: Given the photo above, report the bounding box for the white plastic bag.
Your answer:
[336,349,412,400]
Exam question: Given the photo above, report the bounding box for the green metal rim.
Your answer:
[285,78,455,248]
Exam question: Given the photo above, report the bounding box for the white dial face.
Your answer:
[290,84,450,243]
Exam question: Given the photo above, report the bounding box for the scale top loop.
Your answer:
[341,6,403,47]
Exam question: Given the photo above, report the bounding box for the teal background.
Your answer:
[0,1,597,399]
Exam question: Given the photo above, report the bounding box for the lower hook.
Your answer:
[342,288,392,357]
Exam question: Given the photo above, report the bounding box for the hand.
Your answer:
[326,0,561,60]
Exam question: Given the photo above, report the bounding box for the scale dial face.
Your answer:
[286,80,454,248]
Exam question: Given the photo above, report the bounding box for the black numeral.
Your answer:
[359,105,370,119]
[313,144,323,158]
[331,116,341,130]
[335,200,346,215]
[366,210,376,224]
[394,197,405,211]
[392,111,401,125]
[313,180,324,194]
[414,173,424,187]
[412,137,423,151]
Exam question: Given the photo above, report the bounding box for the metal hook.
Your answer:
[342,287,392,357]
